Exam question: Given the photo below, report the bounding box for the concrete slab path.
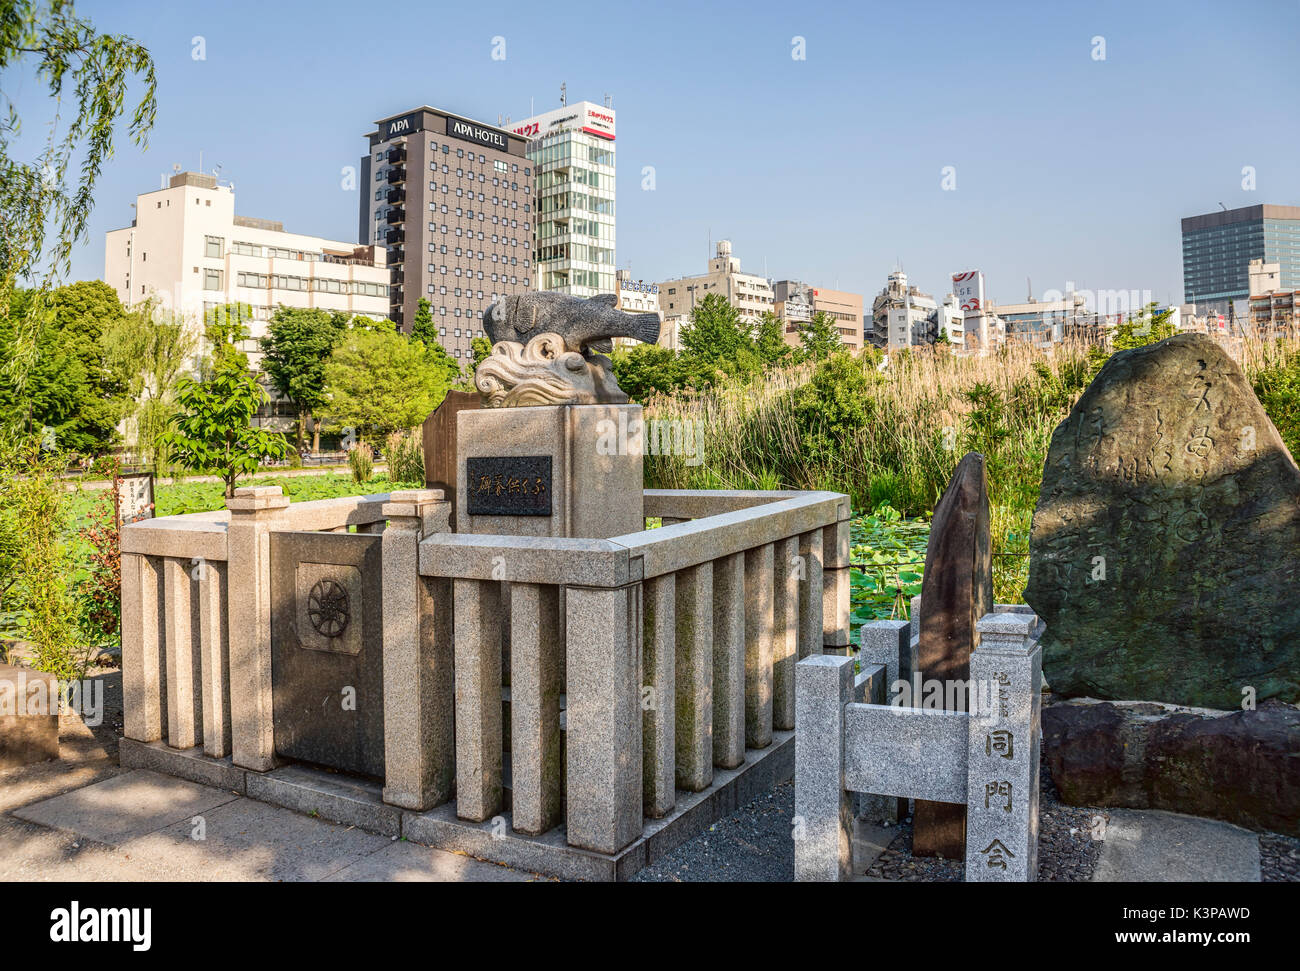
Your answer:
[2,769,549,883]
[1091,809,1262,882]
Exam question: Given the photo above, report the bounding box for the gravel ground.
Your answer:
[865,752,1107,881]
[633,783,795,882]
[1261,834,1300,882]
[638,748,1111,882]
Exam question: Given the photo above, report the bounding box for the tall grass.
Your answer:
[643,333,1300,604]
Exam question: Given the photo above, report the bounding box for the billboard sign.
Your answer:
[952,270,985,316]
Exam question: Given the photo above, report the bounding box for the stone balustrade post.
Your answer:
[794,653,854,881]
[380,489,452,810]
[226,485,290,771]
[966,612,1042,882]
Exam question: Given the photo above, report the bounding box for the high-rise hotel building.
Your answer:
[359,107,535,359]
[1181,204,1300,318]
[508,102,616,297]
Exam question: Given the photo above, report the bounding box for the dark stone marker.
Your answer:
[465,456,553,516]
[912,452,992,859]
[1025,333,1300,710]
[271,531,385,778]
[422,390,481,523]
[1043,699,1300,838]
[0,664,59,769]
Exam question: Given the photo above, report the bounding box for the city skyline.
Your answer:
[6,0,1300,310]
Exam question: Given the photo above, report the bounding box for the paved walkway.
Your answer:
[1091,809,1262,882]
[0,707,1267,883]
[2,769,547,882]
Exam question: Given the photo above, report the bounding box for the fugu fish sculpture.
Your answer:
[475,292,661,407]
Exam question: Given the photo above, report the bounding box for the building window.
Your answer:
[205,236,224,259]
[203,268,223,290]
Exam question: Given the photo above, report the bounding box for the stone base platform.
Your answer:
[120,730,794,881]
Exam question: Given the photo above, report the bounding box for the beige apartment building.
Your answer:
[657,240,775,341]
[773,280,864,351]
[104,172,391,364]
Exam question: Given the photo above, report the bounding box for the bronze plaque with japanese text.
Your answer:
[465,456,553,516]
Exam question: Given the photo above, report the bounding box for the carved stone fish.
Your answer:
[482,291,660,354]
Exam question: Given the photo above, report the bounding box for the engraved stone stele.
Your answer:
[913,451,992,859]
[1025,333,1300,710]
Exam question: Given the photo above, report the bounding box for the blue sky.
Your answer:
[10,0,1300,306]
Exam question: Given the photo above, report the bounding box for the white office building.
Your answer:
[104,171,391,363]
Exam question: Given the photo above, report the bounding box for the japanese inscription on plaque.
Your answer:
[466,455,553,516]
[115,472,155,529]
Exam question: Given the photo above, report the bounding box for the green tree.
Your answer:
[610,343,685,402]
[410,297,437,346]
[1,1,156,396]
[1087,302,1177,378]
[319,322,451,441]
[455,335,494,391]
[409,299,462,389]
[755,311,793,368]
[202,302,255,371]
[679,292,752,364]
[0,283,130,455]
[797,310,843,362]
[258,307,346,451]
[162,354,289,498]
[102,297,196,472]
[47,280,131,451]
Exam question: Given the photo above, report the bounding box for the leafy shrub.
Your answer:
[75,486,121,653]
[1252,344,1300,462]
[0,441,90,682]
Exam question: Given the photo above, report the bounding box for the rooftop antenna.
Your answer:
[498,114,503,126]
[604,92,612,108]
[199,150,203,174]
[560,82,566,106]
[1027,276,1032,301]
[1219,202,1228,211]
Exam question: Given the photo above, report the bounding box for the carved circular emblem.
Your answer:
[307,579,350,638]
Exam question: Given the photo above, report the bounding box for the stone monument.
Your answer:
[451,293,658,829]
[1025,333,1300,710]
[458,292,658,539]
[913,451,992,859]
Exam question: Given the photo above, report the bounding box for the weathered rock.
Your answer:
[0,663,59,769]
[1026,333,1300,710]
[1043,698,1300,838]
[913,451,992,858]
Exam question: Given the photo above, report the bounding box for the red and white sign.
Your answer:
[952,270,985,315]
[510,101,615,142]
[582,106,615,140]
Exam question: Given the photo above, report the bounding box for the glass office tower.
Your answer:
[1182,204,1300,316]
[510,102,616,297]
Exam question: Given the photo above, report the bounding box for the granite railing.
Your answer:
[388,488,851,854]
[797,609,1044,881]
[121,484,851,859]
[120,488,393,768]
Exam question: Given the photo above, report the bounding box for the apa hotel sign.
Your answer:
[448,118,508,151]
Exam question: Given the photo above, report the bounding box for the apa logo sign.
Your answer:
[449,119,507,150]
[386,113,418,138]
